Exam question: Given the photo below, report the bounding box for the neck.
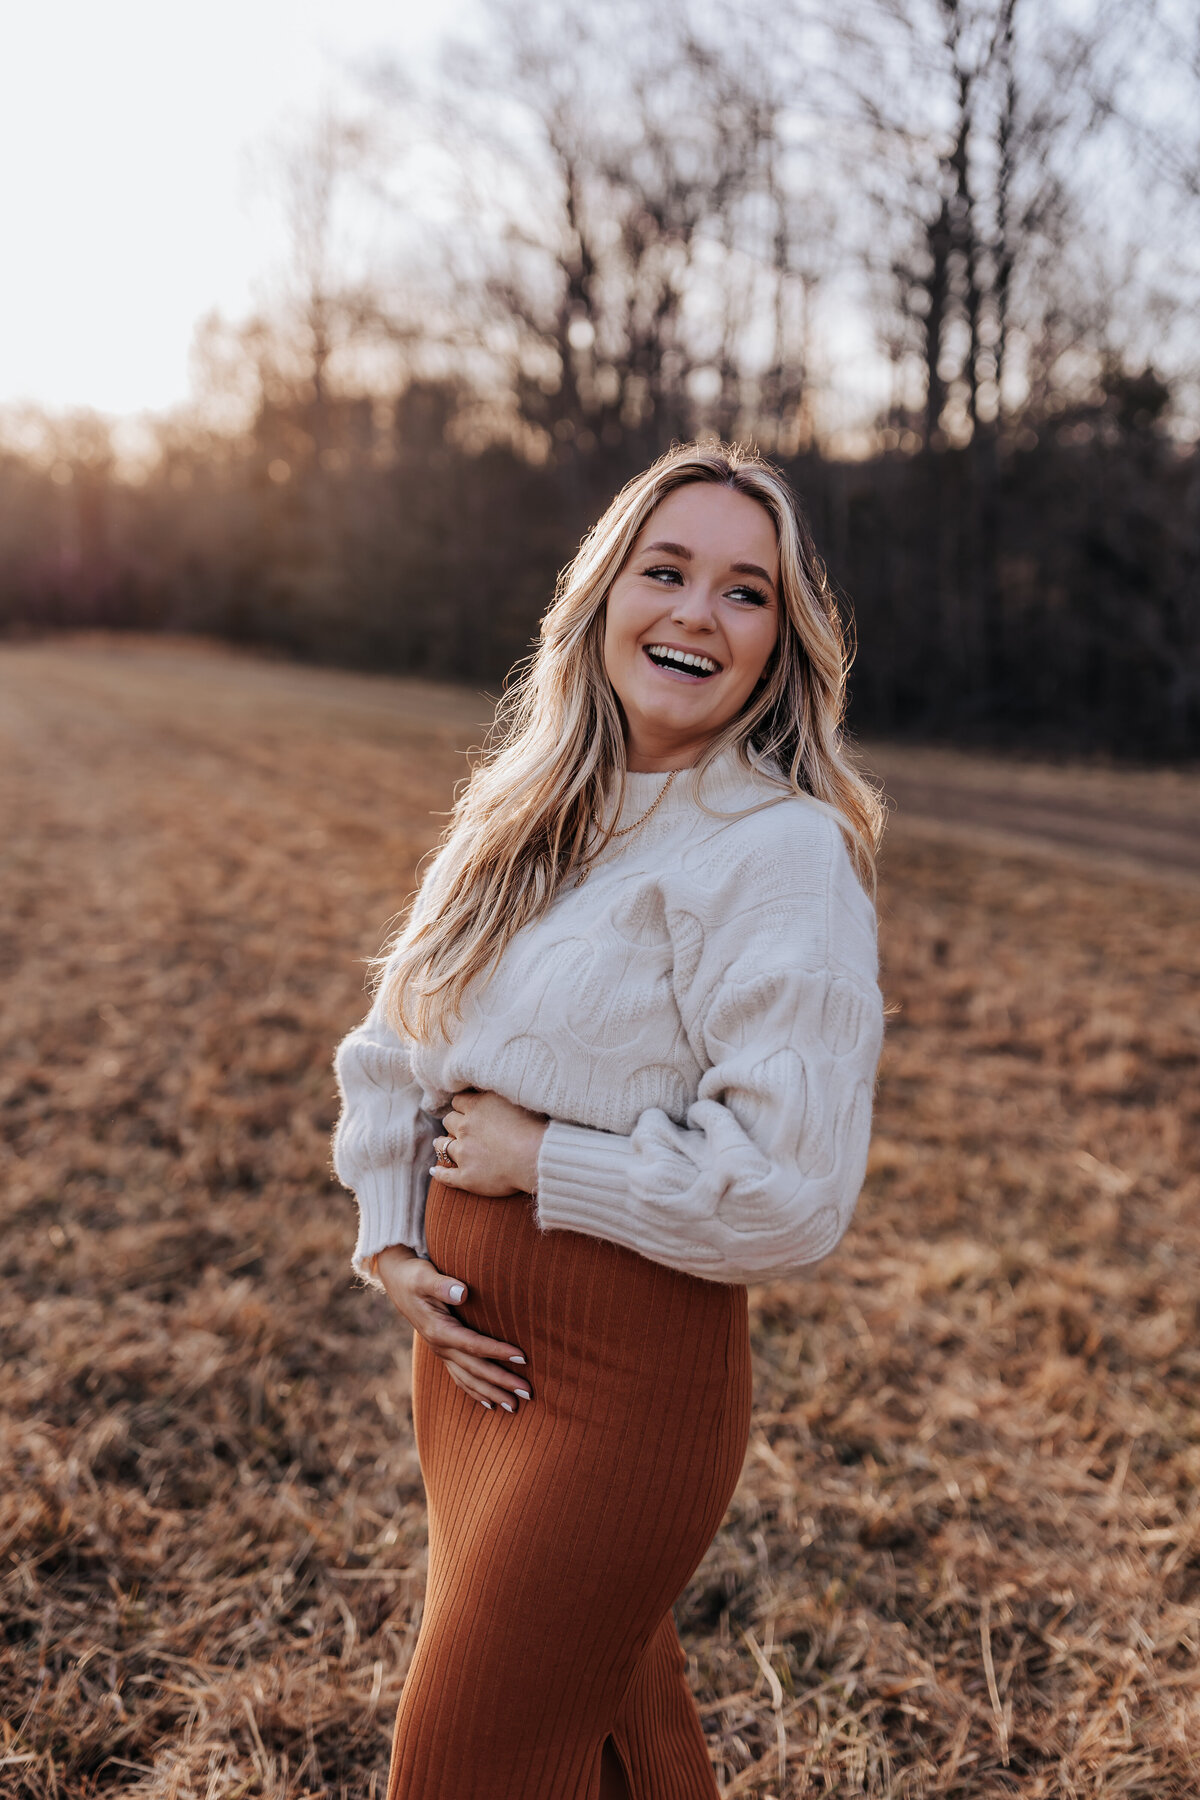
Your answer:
[625,729,723,773]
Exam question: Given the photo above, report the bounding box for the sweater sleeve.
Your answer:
[332,992,438,1283]
[534,815,884,1283]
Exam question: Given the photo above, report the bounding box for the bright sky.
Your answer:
[0,0,472,419]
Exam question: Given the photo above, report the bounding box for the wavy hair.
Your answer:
[379,441,884,1040]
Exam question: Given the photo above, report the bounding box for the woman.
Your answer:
[333,442,885,1799]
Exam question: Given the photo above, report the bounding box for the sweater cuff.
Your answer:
[535,1120,641,1245]
[350,1167,430,1286]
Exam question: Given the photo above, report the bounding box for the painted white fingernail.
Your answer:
[449,1284,466,1302]
[500,1402,514,1413]
[513,1387,531,1400]
[509,1355,526,1364]
[480,1400,493,1410]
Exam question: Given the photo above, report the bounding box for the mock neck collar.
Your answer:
[609,744,789,836]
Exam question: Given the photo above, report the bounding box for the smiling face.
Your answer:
[602,482,781,771]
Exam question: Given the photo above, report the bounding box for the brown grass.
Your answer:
[1,636,1198,1799]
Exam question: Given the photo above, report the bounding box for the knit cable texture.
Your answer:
[332,748,884,1285]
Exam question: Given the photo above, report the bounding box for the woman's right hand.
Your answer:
[373,1244,532,1413]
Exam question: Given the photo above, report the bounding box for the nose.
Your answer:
[669,579,718,632]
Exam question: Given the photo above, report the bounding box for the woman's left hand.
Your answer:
[433,1089,548,1197]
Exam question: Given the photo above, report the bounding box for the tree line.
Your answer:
[1,0,1197,755]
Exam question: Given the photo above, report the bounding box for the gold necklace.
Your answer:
[574,770,678,886]
[611,769,678,838]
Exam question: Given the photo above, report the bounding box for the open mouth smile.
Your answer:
[642,644,721,680]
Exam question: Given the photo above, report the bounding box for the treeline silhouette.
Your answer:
[4,371,1196,755]
[2,0,1197,755]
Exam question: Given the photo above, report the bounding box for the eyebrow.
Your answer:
[642,540,778,592]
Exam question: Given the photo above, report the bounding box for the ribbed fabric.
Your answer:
[388,1178,753,1800]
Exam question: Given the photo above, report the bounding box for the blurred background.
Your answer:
[3,0,1198,755]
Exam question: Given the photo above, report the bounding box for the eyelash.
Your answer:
[644,565,770,608]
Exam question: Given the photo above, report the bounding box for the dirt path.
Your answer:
[866,742,1200,884]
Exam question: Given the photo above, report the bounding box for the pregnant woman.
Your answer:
[333,441,885,1799]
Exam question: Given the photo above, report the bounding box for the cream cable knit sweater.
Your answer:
[332,748,884,1286]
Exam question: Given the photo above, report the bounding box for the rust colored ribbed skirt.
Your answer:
[388,1179,752,1800]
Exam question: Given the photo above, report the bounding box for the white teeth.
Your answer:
[645,644,719,675]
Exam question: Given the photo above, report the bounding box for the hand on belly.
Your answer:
[375,1243,531,1412]
[433,1088,548,1197]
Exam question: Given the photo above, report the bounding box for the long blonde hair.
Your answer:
[380,441,884,1040]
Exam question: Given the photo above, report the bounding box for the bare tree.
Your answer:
[364,0,828,471]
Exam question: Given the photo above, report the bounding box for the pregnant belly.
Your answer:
[422,1176,749,1431]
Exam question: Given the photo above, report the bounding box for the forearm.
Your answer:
[332,1003,437,1279]
[534,975,884,1282]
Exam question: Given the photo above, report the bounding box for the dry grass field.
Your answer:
[2,635,1198,1799]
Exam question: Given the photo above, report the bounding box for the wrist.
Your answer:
[372,1243,417,1279]
[523,1119,548,1194]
